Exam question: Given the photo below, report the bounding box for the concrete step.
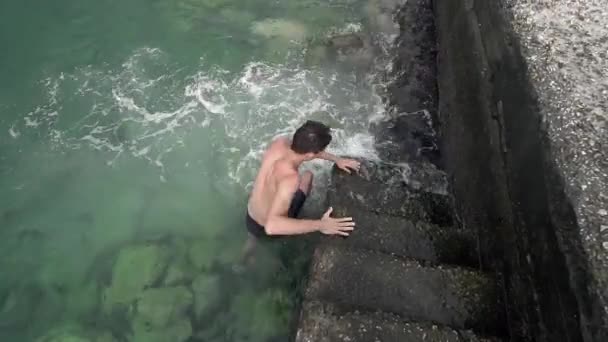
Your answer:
[330,161,454,226]
[325,207,478,266]
[296,301,503,342]
[305,244,504,334]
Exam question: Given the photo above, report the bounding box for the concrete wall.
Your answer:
[433,0,608,341]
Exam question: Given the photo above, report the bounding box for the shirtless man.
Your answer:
[243,120,360,260]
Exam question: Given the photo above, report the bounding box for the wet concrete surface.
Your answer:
[325,201,477,266]
[331,164,454,227]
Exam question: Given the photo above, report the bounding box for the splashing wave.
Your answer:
[10,47,384,187]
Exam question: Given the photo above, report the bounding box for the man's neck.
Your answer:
[284,149,307,169]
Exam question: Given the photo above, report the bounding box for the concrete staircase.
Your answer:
[294,160,507,341]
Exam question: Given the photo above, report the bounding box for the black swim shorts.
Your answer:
[246,189,307,238]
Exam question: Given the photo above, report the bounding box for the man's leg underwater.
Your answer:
[237,171,314,272]
[299,171,313,196]
[240,232,257,265]
[287,170,312,219]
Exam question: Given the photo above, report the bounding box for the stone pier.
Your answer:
[294,159,508,341]
[294,0,607,341]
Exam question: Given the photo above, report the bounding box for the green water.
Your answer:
[0,0,386,341]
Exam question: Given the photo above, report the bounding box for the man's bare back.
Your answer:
[247,136,299,227]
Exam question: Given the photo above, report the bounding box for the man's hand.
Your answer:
[319,207,355,236]
[335,158,361,174]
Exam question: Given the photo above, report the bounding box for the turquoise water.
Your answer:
[0,0,391,341]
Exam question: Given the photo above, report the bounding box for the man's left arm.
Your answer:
[318,151,361,174]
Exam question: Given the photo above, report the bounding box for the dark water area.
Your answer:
[0,0,414,341]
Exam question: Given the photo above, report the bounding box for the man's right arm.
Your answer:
[264,176,322,236]
[265,177,355,236]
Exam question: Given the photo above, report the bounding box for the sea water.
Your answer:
[0,0,397,341]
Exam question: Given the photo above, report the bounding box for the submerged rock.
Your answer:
[102,244,170,314]
[328,33,364,51]
[218,8,255,29]
[175,0,233,11]
[198,0,232,9]
[191,273,221,320]
[35,323,116,342]
[64,281,99,319]
[303,44,331,67]
[228,289,292,341]
[162,236,196,286]
[130,316,192,342]
[163,260,195,287]
[0,283,44,329]
[304,32,374,70]
[188,239,218,271]
[0,288,29,329]
[134,286,193,328]
[263,37,296,63]
[251,18,308,42]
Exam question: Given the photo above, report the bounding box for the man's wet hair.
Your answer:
[291,120,332,154]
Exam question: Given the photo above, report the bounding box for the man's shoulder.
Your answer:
[263,136,290,159]
[276,171,299,192]
[270,134,291,146]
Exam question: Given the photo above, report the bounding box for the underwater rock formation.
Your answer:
[101,244,170,314]
[251,18,308,43]
[35,323,116,342]
[133,286,193,327]
[129,286,194,342]
[191,273,221,320]
[304,32,374,71]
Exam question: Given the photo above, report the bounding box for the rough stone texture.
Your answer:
[386,0,438,117]
[327,162,475,265]
[101,244,170,314]
[372,110,442,167]
[433,0,608,341]
[331,162,454,227]
[505,3,608,339]
[350,159,449,196]
[324,206,477,266]
[191,273,221,320]
[162,260,195,287]
[296,301,502,342]
[295,158,508,340]
[372,0,441,166]
[130,316,192,342]
[34,323,117,342]
[305,244,503,334]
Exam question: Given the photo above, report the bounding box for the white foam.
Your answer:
[185,73,228,114]
[11,46,388,188]
[24,117,40,128]
[8,126,20,138]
